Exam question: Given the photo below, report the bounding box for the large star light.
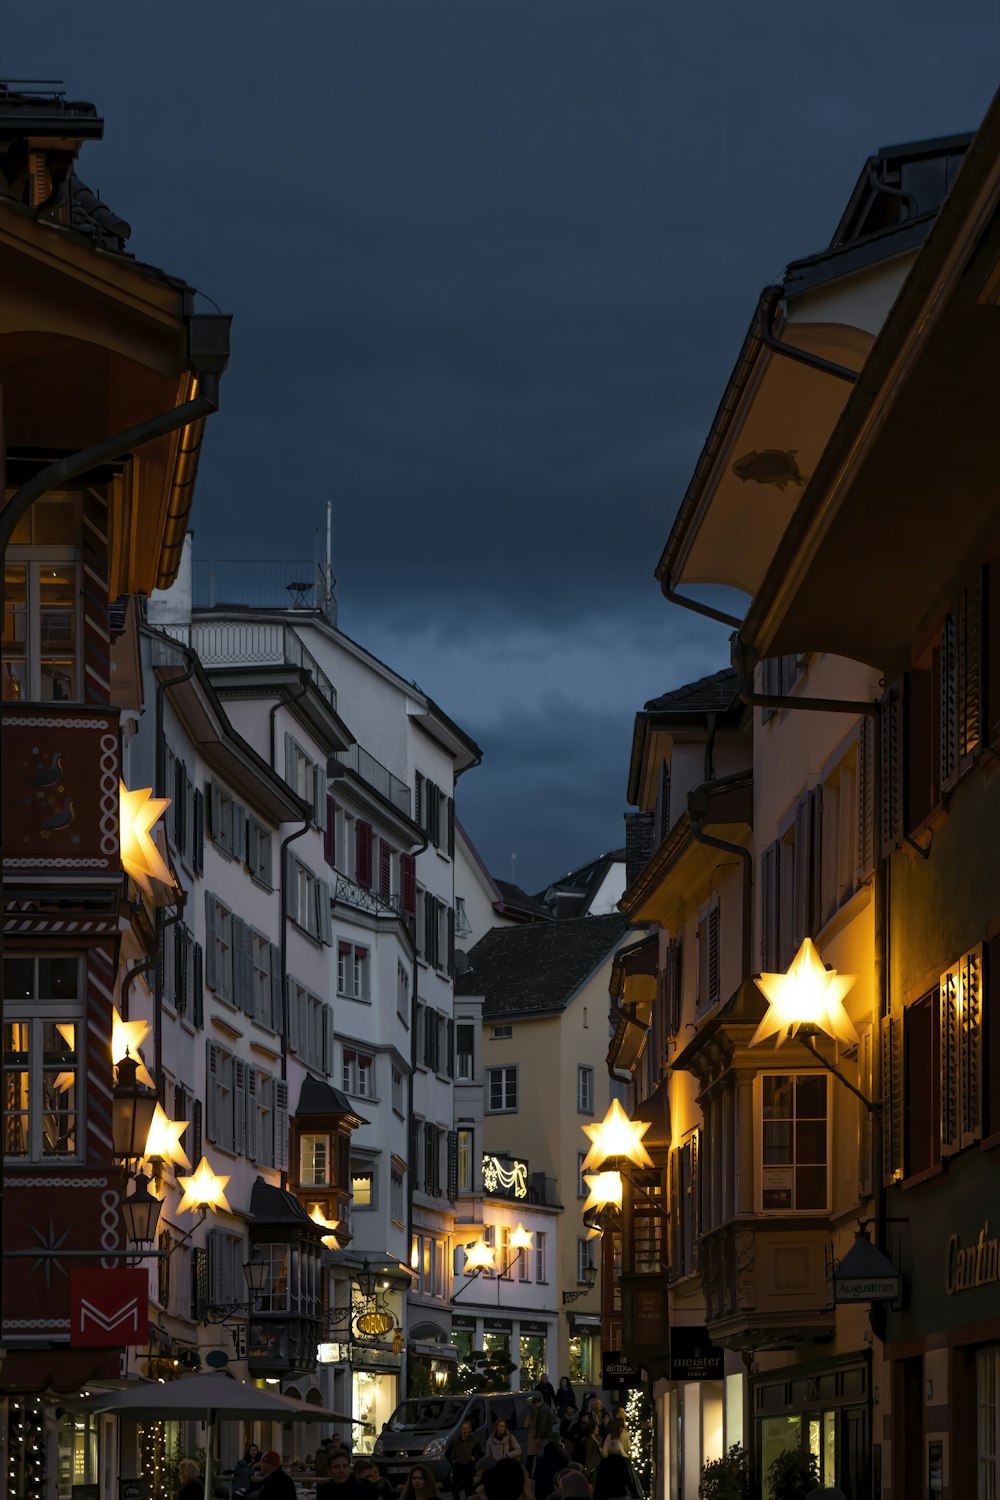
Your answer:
[142,1103,191,1170]
[309,1204,341,1249]
[751,936,859,1047]
[176,1156,232,1216]
[463,1238,496,1274]
[112,1007,155,1089]
[582,1171,624,1216]
[119,781,172,896]
[581,1098,653,1172]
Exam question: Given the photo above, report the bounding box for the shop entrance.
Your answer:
[754,1354,870,1499]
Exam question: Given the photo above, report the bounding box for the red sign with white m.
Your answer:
[70,1269,148,1347]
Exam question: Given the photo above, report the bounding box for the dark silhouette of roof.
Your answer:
[456,911,630,1019]
[493,879,553,922]
[643,667,739,715]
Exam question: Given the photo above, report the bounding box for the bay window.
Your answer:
[3,551,80,703]
[3,956,82,1160]
[759,1073,829,1212]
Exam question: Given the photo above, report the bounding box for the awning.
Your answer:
[632,1078,670,1150]
[410,1341,460,1361]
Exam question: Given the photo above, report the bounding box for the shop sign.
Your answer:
[602,1351,640,1388]
[520,1320,549,1334]
[833,1232,901,1304]
[356,1347,401,1369]
[669,1326,724,1381]
[70,1270,148,1347]
[452,1315,477,1329]
[945,1220,1000,1295]
[484,1317,513,1332]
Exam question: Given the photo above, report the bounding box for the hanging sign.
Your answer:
[669,1326,724,1380]
[70,1269,148,1347]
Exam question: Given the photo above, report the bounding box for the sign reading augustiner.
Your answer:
[945,1220,1000,1294]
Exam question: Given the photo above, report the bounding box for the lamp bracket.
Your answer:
[795,1034,880,1115]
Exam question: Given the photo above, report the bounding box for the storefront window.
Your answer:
[483,1331,512,1389]
[761,1415,802,1498]
[568,1333,594,1385]
[354,1370,398,1454]
[519,1335,545,1391]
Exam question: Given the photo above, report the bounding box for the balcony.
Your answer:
[334,872,405,921]
[2,704,120,882]
[332,743,411,816]
[700,1218,835,1350]
[161,620,337,713]
[192,559,335,622]
[481,1154,561,1208]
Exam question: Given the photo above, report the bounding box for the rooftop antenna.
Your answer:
[319,499,337,624]
[510,849,517,883]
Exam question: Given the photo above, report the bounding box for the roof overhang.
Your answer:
[742,92,1000,674]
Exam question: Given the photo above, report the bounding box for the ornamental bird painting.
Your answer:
[39,799,75,837]
[30,752,64,788]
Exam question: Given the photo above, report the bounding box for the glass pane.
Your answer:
[39,565,78,702]
[796,1120,827,1164]
[823,1410,836,1485]
[796,1166,827,1210]
[4,1020,30,1157]
[763,1075,793,1118]
[301,1134,328,1185]
[3,564,27,701]
[796,1075,827,1117]
[4,957,34,1000]
[763,1121,793,1164]
[38,957,78,1000]
[760,1416,802,1500]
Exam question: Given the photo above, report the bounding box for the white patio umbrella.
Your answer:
[77,1370,352,1498]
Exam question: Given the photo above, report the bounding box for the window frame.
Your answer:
[2,955,84,1163]
[2,548,82,703]
[577,1065,594,1115]
[756,1071,830,1215]
[486,1064,518,1114]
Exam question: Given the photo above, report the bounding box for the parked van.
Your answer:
[372,1390,535,1485]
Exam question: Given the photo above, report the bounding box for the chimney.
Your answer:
[624,812,654,888]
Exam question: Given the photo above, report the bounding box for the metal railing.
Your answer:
[193,560,335,620]
[332,743,410,815]
[334,873,405,920]
[189,621,337,713]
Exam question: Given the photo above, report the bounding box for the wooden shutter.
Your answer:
[175,924,188,1019]
[668,939,682,1037]
[209,779,222,844]
[792,795,811,947]
[880,1014,903,1181]
[246,1068,258,1162]
[858,1025,874,1197]
[318,878,333,946]
[940,962,961,1157]
[206,1043,219,1143]
[447,797,455,858]
[690,1130,700,1271]
[959,576,984,763]
[356,821,373,889]
[379,839,391,897]
[233,1058,247,1157]
[274,1079,289,1172]
[286,978,299,1053]
[696,914,708,1013]
[856,716,875,881]
[447,1131,458,1200]
[192,943,204,1029]
[205,894,218,991]
[192,788,204,875]
[761,841,780,969]
[401,853,416,917]
[880,684,905,856]
[313,766,326,830]
[961,944,984,1148]
[324,796,337,866]
[446,1018,454,1079]
[415,772,424,830]
[192,1098,203,1165]
[707,900,720,1008]
[448,907,455,978]
[269,944,283,1032]
[668,1148,681,1272]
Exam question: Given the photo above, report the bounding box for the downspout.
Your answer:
[405,826,430,1392]
[658,579,743,631]
[757,284,861,384]
[274,677,313,1188]
[687,782,753,982]
[0,340,227,1353]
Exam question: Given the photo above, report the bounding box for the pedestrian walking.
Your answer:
[577,1421,602,1482]
[482,1419,522,1465]
[445,1420,484,1500]
[592,1449,639,1500]
[525,1393,554,1475]
[535,1371,557,1408]
[554,1379,574,1417]
[398,1463,440,1500]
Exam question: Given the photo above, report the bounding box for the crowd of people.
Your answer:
[175,1378,643,1500]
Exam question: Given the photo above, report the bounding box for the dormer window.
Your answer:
[300,1133,329,1186]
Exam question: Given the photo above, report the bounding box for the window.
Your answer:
[576,1237,594,1284]
[397,962,410,1024]
[337,942,371,1000]
[248,817,273,887]
[165,924,203,1028]
[577,1150,588,1198]
[352,1169,374,1210]
[535,1230,547,1284]
[760,1074,829,1212]
[940,575,983,791]
[498,1224,512,1278]
[206,1042,235,1153]
[487,1065,518,1113]
[205,892,234,1004]
[457,1127,473,1191]
[456,1023,475,1081]
[251,1069,275,1168]
[343,1049,374,1100]
[2,956,82,1160]
[284,734,325,828]
[904,990,940,1177]
[492,1025,513,1040]
[455,896,471,936]
[415,773,453,853]
[696,898,721,1014]
[254,1242,292,1313]
[208,780,246,860]
[577,1066,594,1114]
[518,1237,531,1282]
[209,1228,246,1307]
[301,1134,329,1186]
[286,979,330,1073]
[940,945,984,1156]
[758,654,807,722]
[391,1168,404,1223]
[3,554,80,702]
[424,1121,442,1195]
[392,1067,405,1116]
[289,857,333,945]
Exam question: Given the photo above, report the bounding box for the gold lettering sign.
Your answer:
[945,1220,1000,1294]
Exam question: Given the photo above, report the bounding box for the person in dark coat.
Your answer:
[577,1421,602,1482]
[318,1451,364,1500]
[233,1444,262,1496]
[532,1439,571,1500]
[592,1450,639,1500]
[554,1379,574,1417]
[257,1451,298,1500]
[178,1457,203,1500]
[558,1402,579,1445]
[355,1459,396,1500]
[535,1372,557,1409]
[445,1420,484,1500]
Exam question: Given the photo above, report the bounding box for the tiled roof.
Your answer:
[643,667,739,715]
[494,880,553,921]
[456,911,630,1019]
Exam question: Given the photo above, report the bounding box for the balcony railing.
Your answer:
[332,743,410,815]
[193,559,335,621]
[334,873,405,920]
[185,620,337,713]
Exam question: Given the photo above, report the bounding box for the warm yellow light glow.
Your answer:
[510,1223,534,1251]
[112,1008,155,1089]
[119,781,172,896]
[176,1156,232,1215]
[309,1203,341,1249]
[410,1237,420,1270]
[751,936,859,1047]
[463,1238,496,1273]
[582,1171,624,1215]
[142,1103,191,1170]
[581,1098,653,1172]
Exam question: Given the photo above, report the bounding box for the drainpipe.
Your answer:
[757,285,860,385]
[405,828,429,1400]
[658,578,742,630]
[276,680,314,1187]
[687,779,754,982]
[0,329,228,1351]
[154,644,196,1098]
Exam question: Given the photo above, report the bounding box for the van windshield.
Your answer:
[388,1399,467,1432]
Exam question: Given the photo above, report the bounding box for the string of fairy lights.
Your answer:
[7,1399,45,1498]
[137,1421,170,1500]
[625,1387,652,1495]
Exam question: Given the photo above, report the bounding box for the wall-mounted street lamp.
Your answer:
[581,1098,654,1173]
[562,1263,598,1305]
[120,1172,162,1246]
[750,936,877,1115]
[119,780,172,897]
[112,1054,159,1169]
[204,1254,271,1323]
[176,1157,232,1215]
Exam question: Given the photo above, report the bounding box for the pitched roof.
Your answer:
[456,911,630,1019]
[643,667,739,715]
[493,879,554,922]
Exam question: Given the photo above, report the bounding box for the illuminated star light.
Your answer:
[309,1203,340,1249]
[751,936,859,1048]
[580,1097,654,1172]
[510,1223,533,1251]
[582,1171,624,1216]
[463,1238,496,1274]
[142,1103,191,1170]
[176,1157,232,1216]
[119,781,172,896]
[112,1007,155,1089]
